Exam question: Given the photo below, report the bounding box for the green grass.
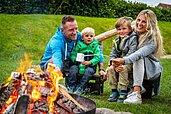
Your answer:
[0,14,171,114]
[87,58,171,114]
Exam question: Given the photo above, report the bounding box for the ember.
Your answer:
[0,54,96,114]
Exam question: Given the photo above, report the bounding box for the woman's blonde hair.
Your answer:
[136,9,164,58]
[81,27,95,37]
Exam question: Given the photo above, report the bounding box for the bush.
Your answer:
[0,0,170,21]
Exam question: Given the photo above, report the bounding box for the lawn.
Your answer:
[88,58,171,114]
[0,14,171,114]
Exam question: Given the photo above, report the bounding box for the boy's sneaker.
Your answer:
[117,92,127,103]
[67,86,75,94]
[107,92,119,102]
[124,91,142,104]
[74,86,84,95]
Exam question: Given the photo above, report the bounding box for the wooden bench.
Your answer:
[128,73,161,99]
[86,74,104,95]
[142,75,161,99]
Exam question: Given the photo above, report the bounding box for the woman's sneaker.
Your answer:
[107,92,119,102]
[124,91,142,104]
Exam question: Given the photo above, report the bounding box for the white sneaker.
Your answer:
[124,91,142,104]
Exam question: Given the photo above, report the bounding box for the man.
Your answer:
[40,15,82,73]
[40,15,106,81]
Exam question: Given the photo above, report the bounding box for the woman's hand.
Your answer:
[112,58,125,66]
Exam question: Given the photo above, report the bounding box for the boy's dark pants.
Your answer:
[66,65,96,90]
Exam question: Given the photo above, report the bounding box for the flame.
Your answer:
[28,80,46,86]
[2,76,12,87]
[0,89,18,112]
[29,80,46,101]
[47,63,63,112]
[31,87,41,101]
[1,53,64,113]
[16,53,32,73]
[6,89,18,105]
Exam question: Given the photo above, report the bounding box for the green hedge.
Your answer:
[0,0,49,14]
[0,0,171,21]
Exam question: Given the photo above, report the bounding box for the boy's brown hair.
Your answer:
[115,16,133,29]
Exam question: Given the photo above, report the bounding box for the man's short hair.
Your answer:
[62,15,75,25]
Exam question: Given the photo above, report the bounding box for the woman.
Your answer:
[112,9,164,104]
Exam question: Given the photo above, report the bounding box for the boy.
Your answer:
[66,27,101,95]
[107,16,138,102]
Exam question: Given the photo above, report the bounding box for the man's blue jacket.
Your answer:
[40,27,82,69]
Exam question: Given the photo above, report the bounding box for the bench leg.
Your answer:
[101,81,104,94]
[95,77,101,95]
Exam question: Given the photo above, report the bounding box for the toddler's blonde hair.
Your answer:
[81,27,95,37]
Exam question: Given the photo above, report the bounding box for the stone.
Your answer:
[96,108,132,114]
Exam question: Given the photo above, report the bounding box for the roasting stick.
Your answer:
[95,29,117,42]
[95,21,135,42]
[84,54,110,58]
[58,85,86,112]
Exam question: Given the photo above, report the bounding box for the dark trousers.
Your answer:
[66,65,96,90]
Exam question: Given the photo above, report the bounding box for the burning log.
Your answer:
[0,72,22,113]
[59,85,86,112]
[32,99,49,113]
[56,93,75,114]
[14,95,30,114]
[0,84,15,111]
[3,102,15,114]
[0,54,97,113]
[0,65,96,114]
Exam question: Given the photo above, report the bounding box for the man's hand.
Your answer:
[46,63,61,75]
[55,66,61,72]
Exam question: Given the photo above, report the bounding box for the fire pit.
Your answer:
[71,94,96,114]
[0,59,96,114]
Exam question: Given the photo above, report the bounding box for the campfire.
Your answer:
[0,54,96,114]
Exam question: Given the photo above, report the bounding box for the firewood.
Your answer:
[56,98,74,114]
[58,85,86,112]
[13,95,30,114]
